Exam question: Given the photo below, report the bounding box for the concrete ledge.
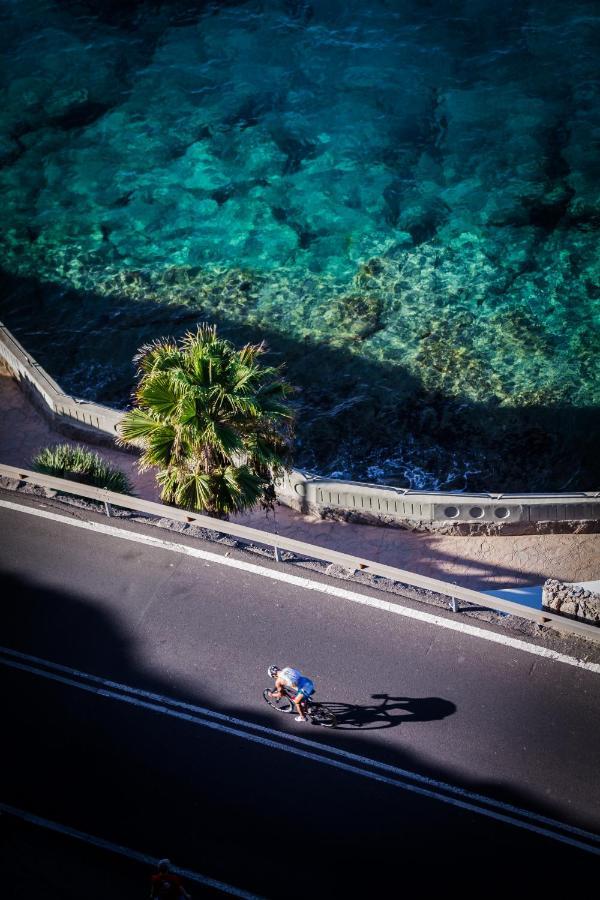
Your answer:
[276,469,600,534]
[2,322,599,534]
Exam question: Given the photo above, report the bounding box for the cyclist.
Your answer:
[150,859,191,899]
[268,665,315,722]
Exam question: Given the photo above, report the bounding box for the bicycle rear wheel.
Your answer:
[308,703,337,728]
[263,688,294,713]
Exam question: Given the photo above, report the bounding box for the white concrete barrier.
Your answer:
[0,324,121,439]
[277,469,600,532]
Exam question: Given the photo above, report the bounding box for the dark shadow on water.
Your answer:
[59,0,239,29]
[0,268,598,492]
[318,693,457,730]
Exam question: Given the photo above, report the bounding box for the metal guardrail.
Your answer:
[2,321,600,528]
[1,463,598,643]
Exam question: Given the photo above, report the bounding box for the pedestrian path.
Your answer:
[1,373,598,593]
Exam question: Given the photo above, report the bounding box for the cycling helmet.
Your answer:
[267,664,280,679]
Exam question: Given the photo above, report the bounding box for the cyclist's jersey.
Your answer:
[279,667,315,700]
[279,666,302,687]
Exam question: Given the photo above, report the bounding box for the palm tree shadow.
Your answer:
[321,693,456,730]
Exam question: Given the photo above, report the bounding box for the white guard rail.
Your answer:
[1,463,598,644]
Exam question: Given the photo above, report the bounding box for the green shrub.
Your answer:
[32,444,133,494]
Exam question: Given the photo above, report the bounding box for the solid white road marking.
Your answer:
[2,649,599,855]
[1,497,599,674]
[0,802,263,899]
[2,645,598,843]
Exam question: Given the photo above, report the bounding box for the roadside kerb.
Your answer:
[2,463,598,644]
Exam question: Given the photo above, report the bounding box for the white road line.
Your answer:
[2,644,598,845]
[1,497,599,674]
[0,802,263,900]
[2,651,599,855]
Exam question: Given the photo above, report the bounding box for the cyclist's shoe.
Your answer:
[295,715,308,722]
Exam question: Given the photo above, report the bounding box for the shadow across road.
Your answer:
[2,561,599,899]
[321,693,457,731]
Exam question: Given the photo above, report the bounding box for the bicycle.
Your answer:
[263,667,337,728]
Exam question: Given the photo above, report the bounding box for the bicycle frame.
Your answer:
[264,684,337,727]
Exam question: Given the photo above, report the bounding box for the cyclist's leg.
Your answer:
[294,694,308,721]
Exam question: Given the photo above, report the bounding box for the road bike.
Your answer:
[263,674,337,728]
[263,686,338,727]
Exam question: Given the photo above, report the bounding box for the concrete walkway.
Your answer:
[1,373,598,592]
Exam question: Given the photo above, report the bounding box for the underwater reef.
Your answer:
[0,0,598,490]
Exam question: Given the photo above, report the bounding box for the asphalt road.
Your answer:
[1,495,600,896]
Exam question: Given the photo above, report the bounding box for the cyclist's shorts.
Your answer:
[294,677,315,701]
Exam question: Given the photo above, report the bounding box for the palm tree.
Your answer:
[117,324,294,516]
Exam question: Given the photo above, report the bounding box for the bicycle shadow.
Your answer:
[321,693,456,730]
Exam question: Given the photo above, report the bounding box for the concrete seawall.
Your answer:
[2,322,599,534]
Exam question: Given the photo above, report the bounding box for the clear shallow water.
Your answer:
[0,1,598,489]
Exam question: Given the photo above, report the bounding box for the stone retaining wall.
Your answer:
[542,579,600,627]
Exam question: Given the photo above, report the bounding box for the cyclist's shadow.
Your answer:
[323,694,456,730]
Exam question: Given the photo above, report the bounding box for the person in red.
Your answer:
[150,858,191,899]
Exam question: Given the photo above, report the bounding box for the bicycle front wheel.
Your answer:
[263,688,294,713]
[308,704,337,728]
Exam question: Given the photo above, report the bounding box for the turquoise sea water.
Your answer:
[0,1,598,489]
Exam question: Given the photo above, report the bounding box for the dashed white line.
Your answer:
[1,497,599,674]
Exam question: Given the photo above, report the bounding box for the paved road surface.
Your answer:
[1,495,599,896]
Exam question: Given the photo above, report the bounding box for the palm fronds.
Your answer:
[118,324,294,515]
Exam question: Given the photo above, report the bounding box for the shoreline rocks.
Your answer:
[542,578,600,627]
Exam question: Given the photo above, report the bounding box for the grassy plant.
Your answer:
[32,444,133,494]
